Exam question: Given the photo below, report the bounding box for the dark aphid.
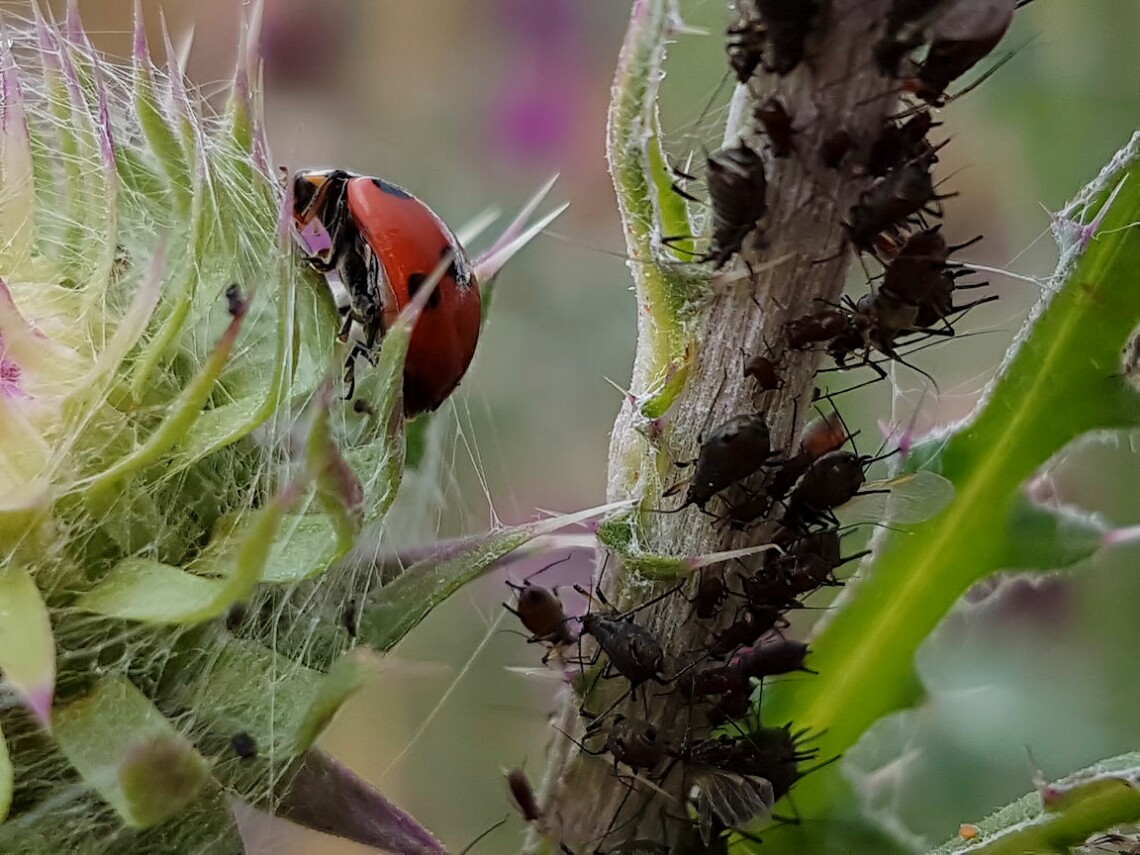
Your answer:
[231,730,258,760]
[680,411,773,512]
[687,724,819,801]
[725,2,766,83]
[780,526,869,589]
[705,142,768,268]
[224,282,246,316]
[738,725,820,800]
[906,0,1017,105]
[575,586,669,697]
[225,602,247,632]
[880,226,950,282]
[692,570,729,620]
[741,530,850,606]
[688,767,774,846]
[785,305,850,350]
[705,686,755,726]
[731,637,814,679]
[886,268,995,331]
[879,228,986,311]
[754,0,821,76]
[875,0,949,75]
[820,128,855,170]
[799,412,850,460]
[342,598,358,638]
[721,488,775,531]
[505,565,577,662]
[754,411,851,515]
[743,352,782,392]
[784,450,871,529]
[707,604,784,658]
[506,768,542,823]
[679,663,749,701]
[865,111,938,178]
[604,715,667,772]
[755,96,796,158]
[814,291,963,388]
[352,397,377,417]
[845,156,948,254]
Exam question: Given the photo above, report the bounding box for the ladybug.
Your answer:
[291,168,481,417]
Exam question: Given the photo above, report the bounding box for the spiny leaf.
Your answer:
[173,639,368,758]
[928,754,1140,855]
[0,565,56,727]
[75,484,296,624]
[358,501,632,652]
[761,133,1140,827]
[52,676,210,828]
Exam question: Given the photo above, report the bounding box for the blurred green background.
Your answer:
[10,1,1140,851]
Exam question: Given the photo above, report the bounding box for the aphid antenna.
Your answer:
[553,722,608,758]
[865,442,902,468]
[457,816,509,855]
[507,552,575,589]
[910,48,1022,113]
[946,232,985,255]
[575,580,688,621]
[877,346,942,393]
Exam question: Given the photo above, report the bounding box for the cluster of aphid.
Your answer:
[499,1,1025,851]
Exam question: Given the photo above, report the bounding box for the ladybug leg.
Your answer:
[336,310,354,342]
[342,354,357,400]
[305,255,337,274]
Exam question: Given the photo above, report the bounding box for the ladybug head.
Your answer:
[291,169,349,227]
[291,169,353,266]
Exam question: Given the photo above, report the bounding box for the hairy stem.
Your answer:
[535,0,894,849]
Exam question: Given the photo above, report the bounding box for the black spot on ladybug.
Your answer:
[407,272,442,309]
[371,177,414,200]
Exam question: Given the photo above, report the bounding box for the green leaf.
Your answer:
[84,297,249,494]
[75,486,294,624]
[131,39,191,206]
[358,500,632,652]
[606,0,696,422]
[260,512,340,584]
[761,134,1140,826]
[0,565,56,727]
[52,676,209,828]
[292,650,371,752]
[928,754,1140,855]
[174,639,369,757]
[306,386,363,554]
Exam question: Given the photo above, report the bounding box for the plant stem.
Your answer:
[534,0,895,849]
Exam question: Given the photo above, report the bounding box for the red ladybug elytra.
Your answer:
[291,168,481,417]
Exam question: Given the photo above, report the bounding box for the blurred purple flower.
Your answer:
[260,0,348,86]
[489,0,589,164]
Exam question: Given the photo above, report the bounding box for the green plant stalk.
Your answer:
[928,754,1140,855]
[762,134,1140,825]
[606,0,695,427]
